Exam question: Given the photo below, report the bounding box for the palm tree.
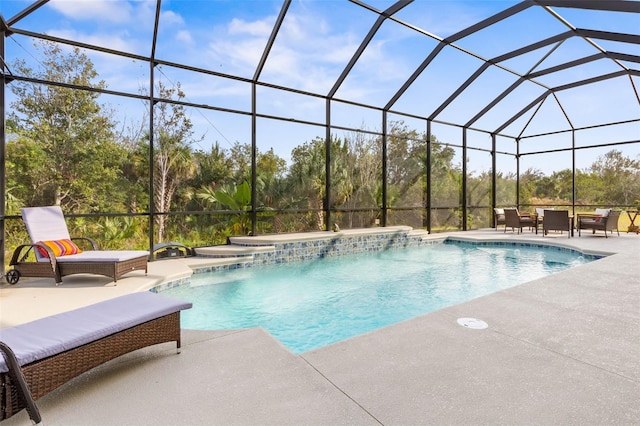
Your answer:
[289,138,328,230]
[153,131,197,241]
[134,81,201,242]
[197,180,261,235]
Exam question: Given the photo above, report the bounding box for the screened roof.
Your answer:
[2,0,639,165]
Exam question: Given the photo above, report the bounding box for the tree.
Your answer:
[256,147,287,208]
[386,121,427,212]
[288,137,327,230]
[229,142,252,183]
[339,130,380,219]
[196,180,273,235]
[188,144,234,193]
[519,168,545,205]
[6,40,127,212]
[137,81,201,242]
[387,121,424,188]
[429,141,459,229]
[519,167,575,205]
[495,171,517,206]
[196,180,252,234]
[287,136,356,230]
[430,141,458,206]
[586,150,640,206]
[550,169,574,202]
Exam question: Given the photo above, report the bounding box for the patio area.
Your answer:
[1,228,638,425]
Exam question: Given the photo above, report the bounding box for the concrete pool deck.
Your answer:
[1,228,638,425]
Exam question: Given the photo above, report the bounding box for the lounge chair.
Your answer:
[0,292,192,423]
[493,208,506,230]
[577,209,621,238]
[504,208,536,234]
[542,209,571,238]
[6,206,148,285]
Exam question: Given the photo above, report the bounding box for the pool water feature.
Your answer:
[162,241,593,354]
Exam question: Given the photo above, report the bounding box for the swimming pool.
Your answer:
[162,241,593,353]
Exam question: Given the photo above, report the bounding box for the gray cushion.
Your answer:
[55,251,149,263]
[0,292,192,372]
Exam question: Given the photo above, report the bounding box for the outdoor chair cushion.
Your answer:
[22,206,71,241]
[592,208,611,222]
[52,250,149,263]
[536,207,554,217]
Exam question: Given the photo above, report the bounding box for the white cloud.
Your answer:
[48,0,134,23]
[176,30,193,45]
[228,17,273,37]
[160,10,185,27]
[48,28,135,53]
[209,10,366,94]
[206,37,268,76]
[134,0,160,30]
[278,14,308,43]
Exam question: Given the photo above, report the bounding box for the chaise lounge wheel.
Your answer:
[6,269,20,285]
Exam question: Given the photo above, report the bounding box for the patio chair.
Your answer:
[577,209,621,238]
[504,208,536,234]
[494,208,506,230]
[542,209,571,238]
[6,206,149,285]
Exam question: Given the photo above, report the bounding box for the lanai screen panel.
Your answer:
[155,0,276,79]
[386,114,428,210]
[575,121,640,149]
[393,0,519,39]
[259,0,377,95]
[330,101,382,133]
[333,13,437,108]
[554,78,640,129]
[552,3,640,39]
[392,44,483,120]
[495,145,517,207]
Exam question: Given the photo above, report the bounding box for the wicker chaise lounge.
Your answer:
[0,292,192,423]
[6,206,149,285]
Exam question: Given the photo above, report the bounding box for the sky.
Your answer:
[2,0,639,175]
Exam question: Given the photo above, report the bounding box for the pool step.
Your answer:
[194,244,276,259]
[407,229,447,244]
[184,256,254,270]
[407,229,430,240]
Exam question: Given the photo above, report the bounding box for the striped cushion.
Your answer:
[36,239,83,258]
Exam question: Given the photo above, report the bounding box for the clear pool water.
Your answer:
[162,241,592,354]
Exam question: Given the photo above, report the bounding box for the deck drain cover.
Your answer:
[457,318,488,329]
